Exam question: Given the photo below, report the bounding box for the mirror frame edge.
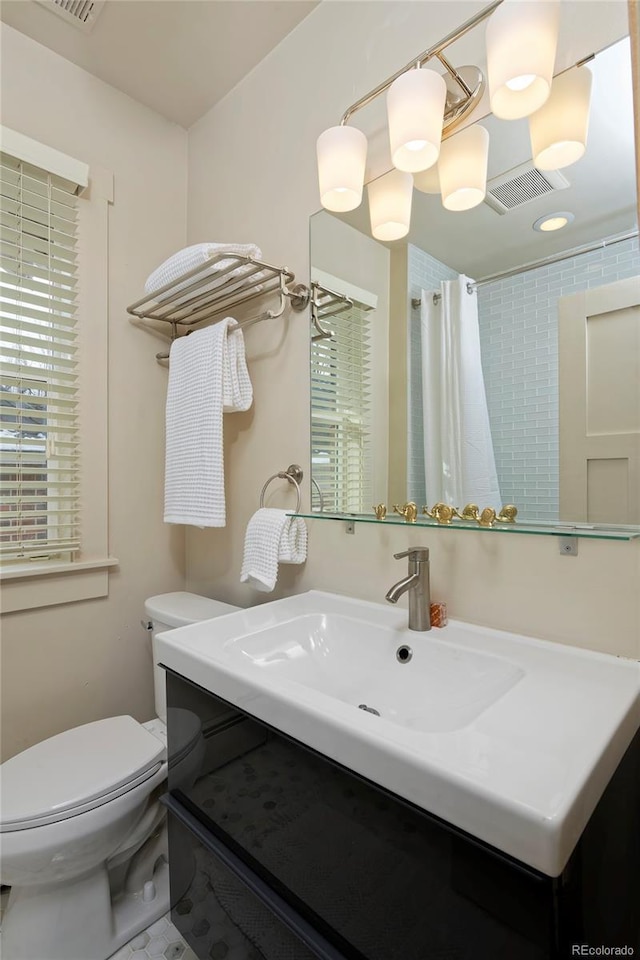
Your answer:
[630,0,640,223]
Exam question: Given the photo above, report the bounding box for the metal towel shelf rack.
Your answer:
[310,280,374,342]
[127,252,310,362]
[310,281,352,342]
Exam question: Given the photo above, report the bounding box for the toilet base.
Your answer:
[1,845,170,960]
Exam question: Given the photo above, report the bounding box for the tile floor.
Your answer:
[108,913,198,960]
[0,891,197,960]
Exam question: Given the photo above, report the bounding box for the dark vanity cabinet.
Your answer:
[163,668,640,960]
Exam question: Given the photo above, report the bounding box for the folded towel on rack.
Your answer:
[164,318,253,527]
[240,508,307,592]
[145,242,265,305]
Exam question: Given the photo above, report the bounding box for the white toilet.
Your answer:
[0,591,239,960]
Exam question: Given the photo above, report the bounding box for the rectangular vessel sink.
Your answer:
[229,612,524,733]
[155,590,640,878]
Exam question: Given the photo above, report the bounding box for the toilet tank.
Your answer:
[144,592,240,722]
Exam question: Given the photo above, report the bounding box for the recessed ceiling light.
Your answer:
[533,211,575,232]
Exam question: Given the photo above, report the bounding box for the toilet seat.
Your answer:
[0,716,164,832]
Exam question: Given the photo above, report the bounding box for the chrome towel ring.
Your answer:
[259,464,303,514]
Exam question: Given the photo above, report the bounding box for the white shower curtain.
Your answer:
[421,275,501,509]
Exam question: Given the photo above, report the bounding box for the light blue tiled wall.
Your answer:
[477,236,640,519]
[407,244,458,505]
[407,236,640,519]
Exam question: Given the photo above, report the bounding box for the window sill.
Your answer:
[0,557,119,613]
[0,557,119,582]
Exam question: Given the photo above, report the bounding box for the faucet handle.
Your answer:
[393,547,430,561]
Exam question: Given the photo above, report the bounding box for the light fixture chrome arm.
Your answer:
[339,0,503,127]
[435,52,474,98]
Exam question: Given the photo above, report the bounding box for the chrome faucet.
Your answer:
[385,547,431,631]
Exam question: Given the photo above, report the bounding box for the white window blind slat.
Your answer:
[0,477,79,492]
[0,271,77,299]
[0,183,78,222]
[2,378,78,399]
[2,337,78,360]
[1,305,76,328]
[2,361,78,383]
[2,270,77,300]
[1,538,81,560]
[0,150,81,561]
[1,229,77,266]
[311,299,374,514]
[3,493,74,502]
[1,238,77,274]
[1,196,78,233]
[0,257,78,290]
[2,329,77,353]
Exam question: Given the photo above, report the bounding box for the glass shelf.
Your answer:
[289,512,640,541]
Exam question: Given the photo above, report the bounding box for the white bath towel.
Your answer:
[164,318,252,527]
[145,242,264,304]
[240,508,307,592]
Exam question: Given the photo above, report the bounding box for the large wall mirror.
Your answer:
[309,5,639,530]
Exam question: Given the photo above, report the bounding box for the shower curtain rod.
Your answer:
[411,230,638,308]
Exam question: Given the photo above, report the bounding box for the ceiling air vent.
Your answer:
[484,161,569,215]
[35,0,106,33]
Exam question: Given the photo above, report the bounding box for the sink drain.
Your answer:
[358,703,380,717]
[396,645,413,663]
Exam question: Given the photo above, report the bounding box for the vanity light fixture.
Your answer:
[368,169,414,241]
[529,65,593,170]
[387,68,447,173]
[316,125,368,212]
[439,125,490,211]
[533,211,575,232]
[316,0,588,238]
[486,0,560,119]
[413,162,441,195]
[315,0,501,221]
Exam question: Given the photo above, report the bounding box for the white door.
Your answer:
[558,275,640,523]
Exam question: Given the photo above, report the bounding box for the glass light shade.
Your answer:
[486,0,560,119]
[439,125,490,212]
[368,170,413,241]
[413,163,441,194]
[387,68,447,173]
[316,125,368,212]
[529,66,592,170]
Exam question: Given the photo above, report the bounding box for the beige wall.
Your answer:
[1,2,638,762]
[0,26,187,760]
[185,1,640,660]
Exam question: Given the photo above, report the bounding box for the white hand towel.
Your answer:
[145,242,264,304]
[240,508,308,592]
[164,318,252,527]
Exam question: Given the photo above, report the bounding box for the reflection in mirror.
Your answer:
[310,36,639,527]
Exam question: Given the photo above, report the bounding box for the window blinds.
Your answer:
[0,152,80,560]
[311,302,373,513]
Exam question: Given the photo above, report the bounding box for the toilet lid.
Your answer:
[144,591,240,628]
[0,716,164,832]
